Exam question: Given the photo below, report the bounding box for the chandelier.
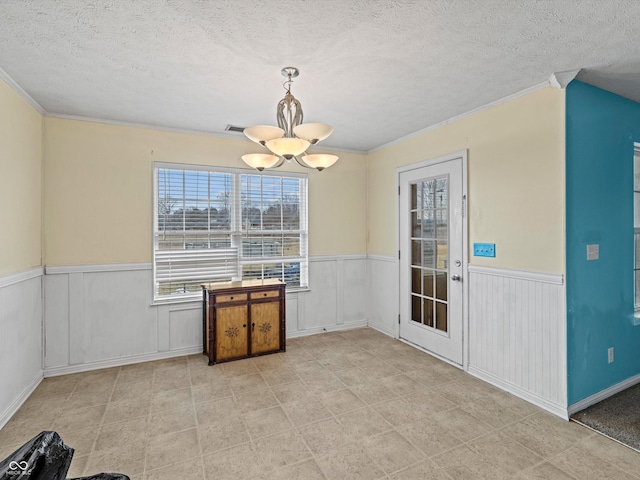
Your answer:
[241,67,339,172]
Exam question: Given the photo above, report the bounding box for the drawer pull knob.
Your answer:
[252,322,255,331]
[230,296,234,300]
[264,293,267,296]
[243,324,247,328]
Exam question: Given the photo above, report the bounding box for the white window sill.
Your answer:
[151,297,203,307]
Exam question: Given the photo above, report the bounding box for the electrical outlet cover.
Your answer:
[473,243,496,257]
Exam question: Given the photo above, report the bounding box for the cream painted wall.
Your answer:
[366,86,565,274]
[0,79,42,276]
[43,118,366,265]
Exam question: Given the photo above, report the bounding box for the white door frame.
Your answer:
[395,150,469,369]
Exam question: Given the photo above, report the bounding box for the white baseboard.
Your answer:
[367,320,397,339]
[399,338,463,370]
[44,347,202,377]
[286,320,368,339]
[568,373,640,416]
[468,365,568,420]
[0,370,43,430]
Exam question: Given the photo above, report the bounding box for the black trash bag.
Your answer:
[0,431,130,480]
[0,431,73,480]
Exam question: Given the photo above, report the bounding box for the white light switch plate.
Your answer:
[587,244,599,261]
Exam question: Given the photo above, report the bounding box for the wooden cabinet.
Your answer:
[202,279,285,365]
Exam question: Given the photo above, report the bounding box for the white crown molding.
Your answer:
[0,66,46,115]
[46,113,248,141]
[549,69,581,89]
[0,267,44,288]
[45,263,152,275]
[368,81,551,154]
[467,265,564,285]
[46,113,367,155]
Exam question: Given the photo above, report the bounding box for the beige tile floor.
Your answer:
[1,327,639,479]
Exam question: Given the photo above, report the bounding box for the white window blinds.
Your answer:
[153,164,308,301]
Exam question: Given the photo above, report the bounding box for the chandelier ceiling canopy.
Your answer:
[241,67,338,172]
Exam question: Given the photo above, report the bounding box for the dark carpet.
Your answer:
[571,383,640,452]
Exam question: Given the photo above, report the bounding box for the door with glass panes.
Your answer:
[399,155,464,365]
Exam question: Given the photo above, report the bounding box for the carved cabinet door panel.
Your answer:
[215,305,249,361]
[250,301,281,355]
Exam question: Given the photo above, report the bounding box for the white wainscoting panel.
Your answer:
[467,265,567,418]
[366,255,398,337]
[0,268,44,429]
[44,256,368,374]
[168,306,203,351]
[288,255,368,338]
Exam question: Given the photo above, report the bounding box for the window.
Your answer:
[153,163,308,301]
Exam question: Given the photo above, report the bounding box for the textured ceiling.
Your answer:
[2,0,640,152]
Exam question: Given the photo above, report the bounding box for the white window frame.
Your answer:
[153,162,308,303]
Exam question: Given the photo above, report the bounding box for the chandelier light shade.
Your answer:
[243,125,284,146]
[240,153,281,171]
[301,154,339,171]
[265,138,310,159]
[241,67,338,172]
[293,123,334,144]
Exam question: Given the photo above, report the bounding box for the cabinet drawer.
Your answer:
[250,290,280,300]
[215,293,247,304]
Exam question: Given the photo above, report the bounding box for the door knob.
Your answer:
[451,275,462,282]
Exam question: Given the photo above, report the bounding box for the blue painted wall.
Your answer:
[566,81,640,404]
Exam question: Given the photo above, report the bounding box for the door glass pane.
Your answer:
[411,240,421,265]
[436,211,448,240]
[411,295,422,323]
[423,299,434,327]
[435,302,447,331]
[435,272,447,301]
[435,178,448,208]
[411,268,422,295]
[411,212,421,238]
[423,240,436,268]
[436,241,448,269]
[422,210,435,238]
[411,183,419,210]
[422,269,434,298]
[423,180,435,209]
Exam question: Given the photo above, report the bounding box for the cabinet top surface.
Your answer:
[201,278,284,291]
